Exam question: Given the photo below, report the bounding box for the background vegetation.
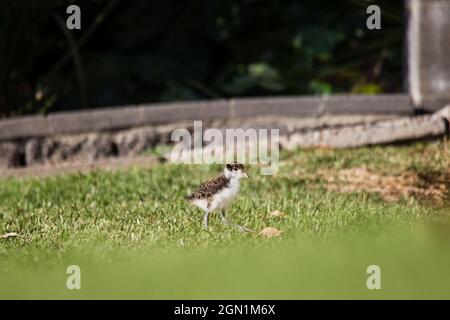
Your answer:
[0,0,404,117]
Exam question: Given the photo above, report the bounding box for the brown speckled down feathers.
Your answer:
[186,175,230,200]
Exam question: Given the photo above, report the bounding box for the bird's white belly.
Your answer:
[192,182,240,212]
[192,199,209,211]
[212,184,240,210]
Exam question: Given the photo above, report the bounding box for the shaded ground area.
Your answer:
[0,156,159,178]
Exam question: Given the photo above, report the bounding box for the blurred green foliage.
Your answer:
[0,0,404,117]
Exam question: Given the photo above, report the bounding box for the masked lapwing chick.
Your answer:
[186,163,253,232]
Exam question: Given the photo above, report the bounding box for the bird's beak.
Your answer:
[243,172,249,179]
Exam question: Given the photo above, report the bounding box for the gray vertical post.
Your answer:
[407,0,450,111]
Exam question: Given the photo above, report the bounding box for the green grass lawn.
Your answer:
[0,141,449,299]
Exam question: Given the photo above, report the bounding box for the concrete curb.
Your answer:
[0,94,412,141]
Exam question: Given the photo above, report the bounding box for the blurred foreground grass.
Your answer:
[2,226,450,299]
[0,141,449,299]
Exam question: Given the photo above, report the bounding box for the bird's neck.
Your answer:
[228,176,240,187]
[227,177,241,195]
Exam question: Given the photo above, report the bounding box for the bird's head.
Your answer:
[224,162,248,179]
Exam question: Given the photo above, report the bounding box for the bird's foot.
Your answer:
[221,215,254,233]
[235,224,254,233]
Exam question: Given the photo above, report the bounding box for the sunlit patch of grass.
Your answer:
[0,141,449,298]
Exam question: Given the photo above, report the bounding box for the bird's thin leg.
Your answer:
[220,210,254,233]
[203,211,211,230]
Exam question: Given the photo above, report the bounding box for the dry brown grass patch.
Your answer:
[324,166,448,204]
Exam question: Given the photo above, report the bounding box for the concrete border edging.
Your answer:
[0,94,412,141]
